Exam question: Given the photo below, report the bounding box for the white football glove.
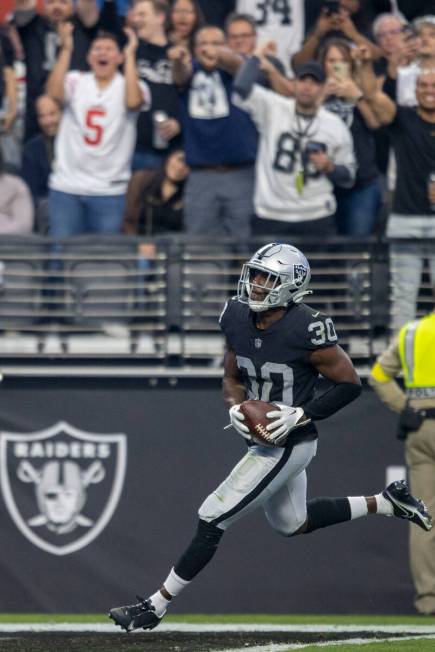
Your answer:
[228,404,252,441]
[265,404,310,446]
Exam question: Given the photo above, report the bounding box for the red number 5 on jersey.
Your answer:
[84,108,106,146]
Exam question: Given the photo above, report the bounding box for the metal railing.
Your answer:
[0,234,433,376]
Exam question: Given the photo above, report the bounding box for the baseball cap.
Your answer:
[295,61,326,83]
[413,15,435,31]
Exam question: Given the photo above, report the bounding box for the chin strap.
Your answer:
[248,289,313,311]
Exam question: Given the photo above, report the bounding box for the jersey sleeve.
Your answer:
[64,71,83,105]
[301,309,339,352]
[232,84,277,134]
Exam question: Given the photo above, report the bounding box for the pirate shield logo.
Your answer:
[0,421,127,556]
[293,264,308,288]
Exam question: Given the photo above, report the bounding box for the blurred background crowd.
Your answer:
[0,0,434,331]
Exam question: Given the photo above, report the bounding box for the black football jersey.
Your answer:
[220,298,339,442]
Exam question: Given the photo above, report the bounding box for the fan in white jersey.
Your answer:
[47,25,151,237]
[233,59,356,235]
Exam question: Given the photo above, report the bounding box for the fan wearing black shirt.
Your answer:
[122,149,188,235]
[21,94,61,233]
[319,37,382,235]
[13,0,122,142]
[358,46,435,332]
[131,0,181,170]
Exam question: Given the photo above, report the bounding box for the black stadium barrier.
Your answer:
[0,377,413,614]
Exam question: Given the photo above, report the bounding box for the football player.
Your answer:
[109,242,432,632]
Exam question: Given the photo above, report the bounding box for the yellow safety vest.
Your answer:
[399,313,435,396]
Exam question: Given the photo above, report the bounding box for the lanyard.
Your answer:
[293,112,317,195]
[294,111,317,141]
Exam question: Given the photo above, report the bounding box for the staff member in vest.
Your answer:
[369,312,435,615]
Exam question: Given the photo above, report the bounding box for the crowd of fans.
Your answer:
[0,0,434,329]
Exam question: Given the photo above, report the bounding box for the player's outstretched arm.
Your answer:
[302,345,362,420]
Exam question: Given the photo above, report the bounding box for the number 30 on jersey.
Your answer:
[308,318,337,346]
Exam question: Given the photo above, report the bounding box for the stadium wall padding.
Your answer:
[0,379,414,614]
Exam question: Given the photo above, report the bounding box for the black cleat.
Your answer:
[109,595,163,632]
[383,480,432,532]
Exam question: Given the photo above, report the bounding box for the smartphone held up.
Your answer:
[323,0,340,16]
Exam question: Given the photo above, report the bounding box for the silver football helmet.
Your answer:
[237,243,311,312]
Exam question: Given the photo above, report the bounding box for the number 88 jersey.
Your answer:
[220,297,338,439]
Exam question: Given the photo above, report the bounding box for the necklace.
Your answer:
[294,111,317,139]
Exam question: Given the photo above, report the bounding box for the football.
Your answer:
[239,399,281,446]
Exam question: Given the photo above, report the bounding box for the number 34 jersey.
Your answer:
[220,298,338,439]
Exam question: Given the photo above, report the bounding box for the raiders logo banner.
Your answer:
[0,421,127,556]
[0,381,413,613]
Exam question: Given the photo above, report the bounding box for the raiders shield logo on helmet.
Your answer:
[0,421,127,556]
[293,264,308,288]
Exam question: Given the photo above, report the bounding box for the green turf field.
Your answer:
[1,613,435,624]
[1,613,434,651]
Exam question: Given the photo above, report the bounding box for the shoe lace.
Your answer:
[130,595,155,617]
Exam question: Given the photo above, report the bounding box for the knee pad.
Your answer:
[198,493,222,523]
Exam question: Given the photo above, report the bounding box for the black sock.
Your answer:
[305,497,351,533]
[174,519,224,581]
